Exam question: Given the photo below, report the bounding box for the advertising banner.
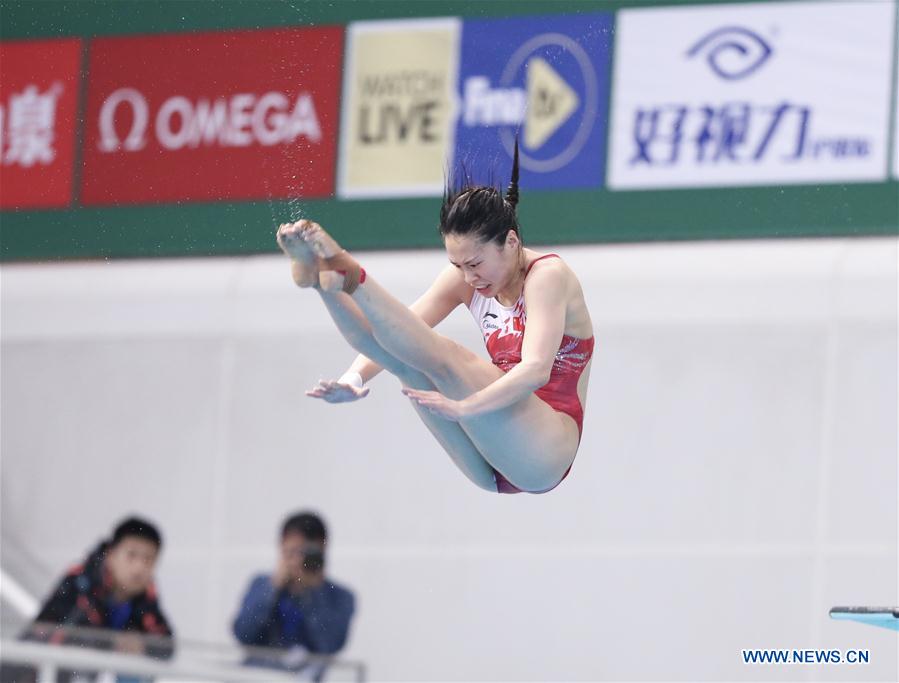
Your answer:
[0,38,81,209]
[455,13,612,190]
[81,27,342,205]
[338,18,460,199]
[607,1,895,189]
[894,44,899,181]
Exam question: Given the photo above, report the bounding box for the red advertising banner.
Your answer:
[81,27,343,205]
[0,38,82,209]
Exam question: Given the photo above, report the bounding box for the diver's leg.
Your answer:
[314,289,498,491]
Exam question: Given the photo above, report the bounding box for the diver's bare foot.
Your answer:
[298,222,364,295]
[276,221,319,288]
[297,222,343,260]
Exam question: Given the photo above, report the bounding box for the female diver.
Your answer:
[276,147,594,494]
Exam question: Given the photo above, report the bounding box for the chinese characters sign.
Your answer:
[0,38,81,209]
[607,2,894,189]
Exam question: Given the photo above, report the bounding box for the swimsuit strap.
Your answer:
[524,253,561,278]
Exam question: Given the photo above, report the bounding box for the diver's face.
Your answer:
[444,231,519,298]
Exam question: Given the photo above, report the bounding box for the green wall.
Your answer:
[1,0,896,261]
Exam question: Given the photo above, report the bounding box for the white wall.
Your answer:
[1,238,896,681]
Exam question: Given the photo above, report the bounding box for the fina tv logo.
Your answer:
[455,15,611,188]
[462,34,597,171]
[686,26,773,80]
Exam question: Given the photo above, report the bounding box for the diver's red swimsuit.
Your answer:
[467,254,595,494]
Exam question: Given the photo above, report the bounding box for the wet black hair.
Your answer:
[281,511,327,543]
[111,516,162,549]
[439,139,520,246]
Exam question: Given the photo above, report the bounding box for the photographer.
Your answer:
[232,511,355,671]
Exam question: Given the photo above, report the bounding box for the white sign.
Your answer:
[608,1,895,189]
[894,45,899,180]
[337,18,461,199]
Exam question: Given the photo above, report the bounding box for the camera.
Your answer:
[302,546,325,572]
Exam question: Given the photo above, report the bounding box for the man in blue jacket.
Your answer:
[233,512,355,676]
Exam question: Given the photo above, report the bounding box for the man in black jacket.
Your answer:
[27,516,174,662]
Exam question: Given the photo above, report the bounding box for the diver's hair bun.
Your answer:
[505,137,519,210]
[439,140,522,246]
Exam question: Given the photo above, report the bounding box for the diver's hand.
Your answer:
[402,388,466,421]
[306,379,370,403]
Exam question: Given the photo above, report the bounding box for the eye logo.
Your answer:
[686,26,773,80]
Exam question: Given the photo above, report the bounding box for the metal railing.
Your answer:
[1,624,366,682]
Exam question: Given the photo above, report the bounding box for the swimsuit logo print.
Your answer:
[482,312,501,334]
[495,307,525,340]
